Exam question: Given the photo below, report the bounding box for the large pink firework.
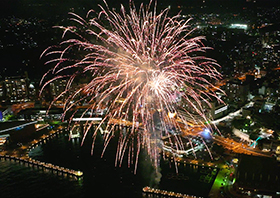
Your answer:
[41,0,222,173]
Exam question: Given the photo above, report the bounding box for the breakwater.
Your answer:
[0,127,83,180]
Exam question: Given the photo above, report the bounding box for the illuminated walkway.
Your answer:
[0,125,83,179]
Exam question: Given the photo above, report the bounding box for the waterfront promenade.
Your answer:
[0,124,83,179]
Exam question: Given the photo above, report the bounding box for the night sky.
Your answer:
[1,0,280,12]
[1,0,280,15]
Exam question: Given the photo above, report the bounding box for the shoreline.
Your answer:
[0,123,240,198]
[0,125,83,179]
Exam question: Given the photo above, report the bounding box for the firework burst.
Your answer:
[41,0,222,173]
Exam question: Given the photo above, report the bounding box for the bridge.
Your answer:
[0,121,38,134]
[0,121,38,144]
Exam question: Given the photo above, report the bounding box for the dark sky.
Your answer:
[1,0,280,17]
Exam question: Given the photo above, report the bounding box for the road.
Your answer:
[108,114,272,158]
[182,126,271,157]
[212,135,271,157]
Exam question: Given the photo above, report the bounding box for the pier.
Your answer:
[0,125,83,180]
[142,186,203,198]
[0,154,83,179]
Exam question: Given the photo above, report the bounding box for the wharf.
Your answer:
[0,125,83,179]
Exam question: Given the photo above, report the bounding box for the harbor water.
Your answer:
[0,129,218,197]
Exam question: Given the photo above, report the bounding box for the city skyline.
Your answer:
[0,0,280,80]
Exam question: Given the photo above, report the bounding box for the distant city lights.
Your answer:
[229,24,248,30]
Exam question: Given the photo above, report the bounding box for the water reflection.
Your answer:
[8,129,217,197]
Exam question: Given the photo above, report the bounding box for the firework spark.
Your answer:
[41,0,222,173]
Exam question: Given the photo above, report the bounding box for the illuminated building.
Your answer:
[48,79,78,104]
[0,72,38,105]
[47,79,84,105]
[49,79,67,98]
[0,82,4,104]
[17,107,63,121]
[3,75,30,104]
[234,154,280,197]
[211,103,228,119]
[224,79,249,107]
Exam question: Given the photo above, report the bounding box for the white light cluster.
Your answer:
[215,105,228,115]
